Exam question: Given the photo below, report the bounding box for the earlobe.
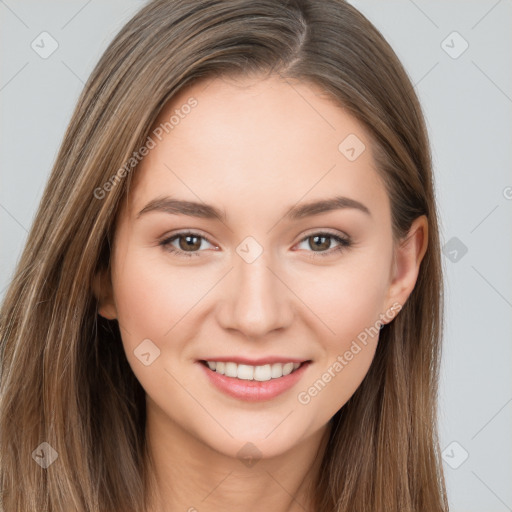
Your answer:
[92,268,118,320]
[385,215,429,312]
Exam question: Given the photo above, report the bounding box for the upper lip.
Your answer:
[199,356,310,366]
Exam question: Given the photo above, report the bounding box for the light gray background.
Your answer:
[1,1,511,510]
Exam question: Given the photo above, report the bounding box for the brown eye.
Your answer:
[177,234,202,251]
[308,235,332,251]
[159,231,215,258]
[296,232,352,258]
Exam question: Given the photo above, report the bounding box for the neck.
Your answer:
[143,403,332,512]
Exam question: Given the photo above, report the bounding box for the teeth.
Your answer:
[271,363,283,378]
[254,364,271,381]
[205,361,302,380]
[282,362,294,376]
[225,362,238,378]
[237,364,254,380]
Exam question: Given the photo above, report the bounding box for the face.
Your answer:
[96,74,425,461]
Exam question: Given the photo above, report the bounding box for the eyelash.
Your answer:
[159,230,352,259]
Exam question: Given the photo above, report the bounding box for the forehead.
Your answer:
[127,74,389,223]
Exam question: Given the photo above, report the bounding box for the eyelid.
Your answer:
[293,229,352,259]
[158,229,219,257]
[159,228,349,248]
[160,229,217,246]
[297,227,350,242]
[159,228,353,260]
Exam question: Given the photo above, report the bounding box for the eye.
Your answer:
[159,230,352,259]
[295,231,352,258]
[159,231,217,258]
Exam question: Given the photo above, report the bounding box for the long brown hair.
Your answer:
[0,1,448,510]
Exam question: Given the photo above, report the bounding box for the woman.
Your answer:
[0,0,449,510]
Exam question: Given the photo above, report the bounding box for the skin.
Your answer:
[94,74,428,512]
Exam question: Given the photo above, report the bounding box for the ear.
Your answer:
[384,215,429,318]
[92,267,118,320]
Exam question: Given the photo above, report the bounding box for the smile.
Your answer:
[201,360,302,381]
[198,359,311,402]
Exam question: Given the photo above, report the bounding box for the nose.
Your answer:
[216,250,295,339]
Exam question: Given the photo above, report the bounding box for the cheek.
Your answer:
[299,256,389,347]
[294,257,389,412]
[111,246,205,350]
[296,284,381,422]
[110,247,215,406]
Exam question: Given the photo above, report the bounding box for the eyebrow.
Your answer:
[136,195,371,221]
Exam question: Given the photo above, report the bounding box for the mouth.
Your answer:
[199,360,308,381]
[197,359,312,402]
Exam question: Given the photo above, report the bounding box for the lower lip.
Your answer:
[198,361,311,402]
